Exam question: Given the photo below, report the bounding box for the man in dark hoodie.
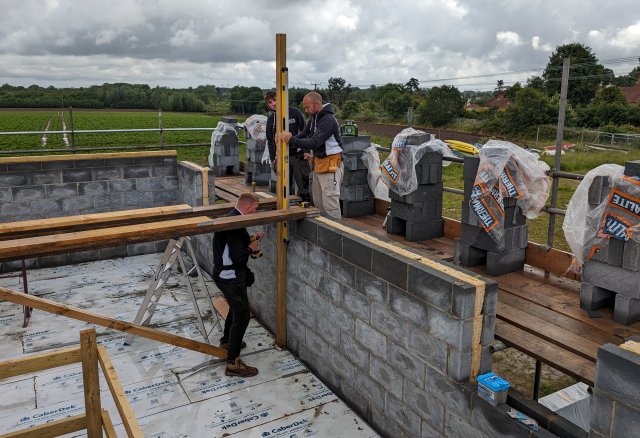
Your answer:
[280,91,343,219]
[213,192,263,377]
[264,91,310,203]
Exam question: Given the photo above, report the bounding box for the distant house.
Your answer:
[482,92,513,111]
[464,100,480,110]
[621,79,640,105]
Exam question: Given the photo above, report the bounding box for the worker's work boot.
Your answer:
[225,358,258,377]
[219,340,247,350]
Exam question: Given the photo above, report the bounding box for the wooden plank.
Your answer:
[0,150,177,164]
[497,301,601,361]
[215,189,238,203]
[100,410,118,438]
[0,199,279,240]
[80,330,102,438]
[98,346,144,438]
[0,414,87,438]
[0,346,81,380]
[0,207,314,261]
[499,291,621,347]
[443,217,461,240]
[0,287,228,357]
[495,320,595,387]
[525,242,581,281]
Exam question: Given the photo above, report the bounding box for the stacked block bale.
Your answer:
[245,138,271,185]
[386,133,444,241]
[341,136,375,217]
[458,156,528,276]
[210,116,240,177]
[581,160,640,325]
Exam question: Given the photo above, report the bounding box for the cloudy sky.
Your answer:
[1,0,639,91]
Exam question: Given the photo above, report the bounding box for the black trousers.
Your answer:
[290,155,311,202]
[215,279,250,363]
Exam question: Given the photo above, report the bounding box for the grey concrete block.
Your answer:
[370,356,403,398]
[583,260,640,298]
[624,159,640,177]
[78,181,108,196]
[390,183,443,204]
[318,275,342,304]
[98,245,128,259]
[461,223,528,253]
[62,168,92,183]
[94,167,123,180]
[342,169,369,185]
[452,280,499,319]
[7,162,41,171]
[1,258,37,272]
[595,343,640,406]
[288,295,315,329]
[415,162,442,185]
[590,389,613,436]
[95,194,124,208]
[371,302,404,345]
[62,195,94,211]
[386,214,406,235]
[317,225,342,256]
[461,201,479,227]
[485,248,526,276]
[390,285,428,325]
[406,325,447,370]
[45,183,77,199]
[355,268,388,304]
[354,372,385,411]
[108,179,136,193]
[325,301,353,333]
[107,158,134,166]
[406,218,444,241]
[343,236,373,271]
[290,261,320,288]
[153,190,178,203]
[0,201,30,216]
[428,306,473,350]
[295,219,317,243]
[341,199,375,218]
[611,400,640,438]
[329,253,356,288]
[588,175,611,206]
[368,407,409,438]
[339,383,369,420]
[580,282,615,310]
[74,159,106,168]
[385,392,422,436]
[123,166,151,179]
[592,238,625,267]
[622,239,640,271]
[342,286,370,321]
[32,170,62,185]
[38,253,71,268]
[355,319,386,358]
[306,329,329,358]
[391,199,442,222]
[387,342,425,386]
[447,347,473,382]
[69,250,101,264]
[503,206,527,228]
[340,184,373,202]
[372,249,408,290]
[162,176,179,191]
[12,186,45,202]
[408,263,455,311]
[0,173,28,187]
[29,198,63,215]
[135,177,166,192]
[343,151,367,171]
[406,133,431,146]
[124,191,153,206]
[614,294,640,325]
[0,187,10,203]
[127,242,158,256]
[305,241,330,271]
[340,332,369,370]
[317,311,341,348]
[403,381,446,430]
[134,156,164,165]
[341,136,371,152]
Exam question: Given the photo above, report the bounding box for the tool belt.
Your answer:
[313,154,342,174]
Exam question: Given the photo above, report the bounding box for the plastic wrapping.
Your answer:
[208,121,239,168]
[380,128,456,195]
[361,144,389,200]
[243,114,268,141]
[563,164,624,265]
[470,140,551,242]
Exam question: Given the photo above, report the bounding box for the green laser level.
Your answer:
[340,120,359,136]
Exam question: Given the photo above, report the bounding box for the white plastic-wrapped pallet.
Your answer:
[208,121,239,168]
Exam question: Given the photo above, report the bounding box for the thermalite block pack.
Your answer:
[461,223,529,253]
[390,183,443,204]
[624,159,640,177]
[341,136,371,153]
[485,248,526,277]
[588,175,611,207]
[341,184,374,203]
[580,282,615,311]
[342,199,375,218]
[390,199,442,222]
[343,151,367,171]
[405,218,444,242]
[477,372,510,407]
[342,169,369,186]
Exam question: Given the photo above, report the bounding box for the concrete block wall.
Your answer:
[0,152,213,273]
[177,161,216,207]
[590,341,640,437]
[228,218,554,437]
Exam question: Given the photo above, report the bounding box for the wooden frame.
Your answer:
[0,329,143,438]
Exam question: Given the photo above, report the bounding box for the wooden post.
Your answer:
[80,329,102,438]
[275,33,288,348]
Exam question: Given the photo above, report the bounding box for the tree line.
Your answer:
[1,43,639,134]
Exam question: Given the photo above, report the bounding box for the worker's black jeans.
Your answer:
[215,279,250,363]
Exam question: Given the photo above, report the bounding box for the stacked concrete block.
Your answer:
[590,341,640,438]
[210,117,240,177]
[386,133,444,241]
[581,160,640,325]
[243,218,507,438]
[245,138,271,185]
[458,156,528,276]
[340,136,375,217]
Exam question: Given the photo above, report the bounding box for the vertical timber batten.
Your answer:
[275,34,289,347]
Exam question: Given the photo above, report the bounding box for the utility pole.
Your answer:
[309,82,321,91]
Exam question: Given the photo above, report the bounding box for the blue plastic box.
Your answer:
[477,372,510,406]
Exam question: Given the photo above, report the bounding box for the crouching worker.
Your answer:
[212,192,264,377]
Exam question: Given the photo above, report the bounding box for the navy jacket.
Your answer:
[266,106,306,162]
